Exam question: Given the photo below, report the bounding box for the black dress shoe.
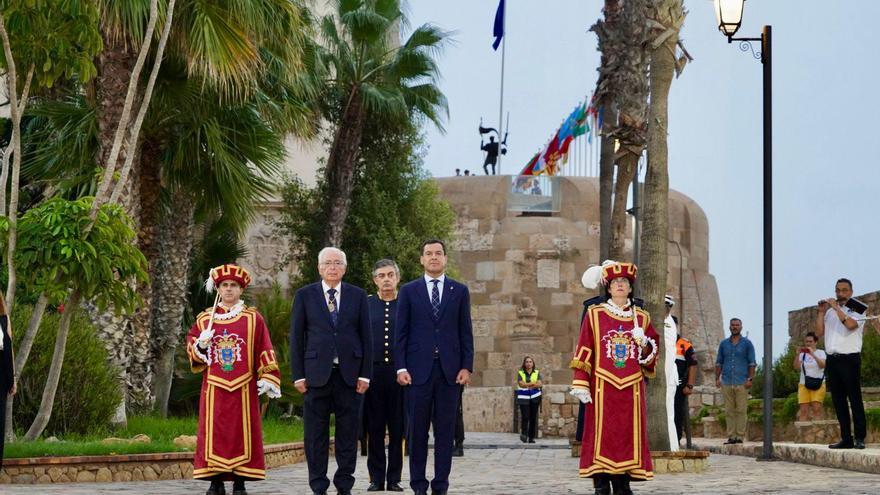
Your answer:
[387,481,404,491]
[520,434,528,443]
[232,490,247,495]
[528,438,536,444]
[593,474,611,495]
[829,439,854,449]
[854,439,866,449]
[431,490,448,495]
[734,438,743,444]
[452,444,464,457]
[338,490,352,495]
[312,492,327,495]
[367,481,384,491]
[413,490,428,495]
[723,438,737,445]
[206,481,226,495]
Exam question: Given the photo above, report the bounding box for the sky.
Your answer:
[406,0,880,362]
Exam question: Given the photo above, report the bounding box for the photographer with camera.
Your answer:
[792,332,826,422]
[816,278,867,450]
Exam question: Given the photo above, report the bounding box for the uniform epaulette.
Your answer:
[634,307,651,326]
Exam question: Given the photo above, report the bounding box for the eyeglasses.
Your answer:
[320,261,346,267]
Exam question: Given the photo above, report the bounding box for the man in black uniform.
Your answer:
[365,259,405,492]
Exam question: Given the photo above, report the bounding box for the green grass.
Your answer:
[4,415,303,459]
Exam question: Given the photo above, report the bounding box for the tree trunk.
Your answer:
[89,33,142,426]
[3,293,49,441]
[591,0,620,262]
[4,293,49,441]
[322,88,366,247]
[150,194,196,417]
[126,143,162,412]
[641,0,685,453]
[609,153,637,261]
[598,101,617,261]
[23,291,82,441]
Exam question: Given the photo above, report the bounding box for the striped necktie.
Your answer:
[430,279,440,321]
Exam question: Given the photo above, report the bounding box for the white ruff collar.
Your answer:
[602,299,634,318]
[213,301,245,320]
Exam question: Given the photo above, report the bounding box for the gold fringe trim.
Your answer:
[570,359,592,374]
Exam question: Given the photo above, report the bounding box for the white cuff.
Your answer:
[569,387,592,404]
[294,378,305,384]
[358,377,370,384]
[396,368,407,374]
[257,379,282,399]
[191,343,209,364]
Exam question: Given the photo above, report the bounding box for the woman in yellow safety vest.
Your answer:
[516,356,543,443]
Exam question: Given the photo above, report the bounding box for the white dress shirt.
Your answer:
[322,280,341,310]
[424,273,446,304]
[823,305,865,354]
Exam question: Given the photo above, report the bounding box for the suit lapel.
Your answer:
[437,278,456,321]
[315,283,335,327]
[416,278,433,314]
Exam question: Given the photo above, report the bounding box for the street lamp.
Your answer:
[712,0,775,461]
[714,0,745,37]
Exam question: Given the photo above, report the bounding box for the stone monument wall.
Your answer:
[436,176,724,436]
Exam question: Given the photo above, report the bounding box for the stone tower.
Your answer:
[435,176,724,436]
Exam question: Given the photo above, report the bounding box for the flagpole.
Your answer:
[497,1,507,175]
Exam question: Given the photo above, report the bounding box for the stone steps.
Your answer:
[691,438,880,475]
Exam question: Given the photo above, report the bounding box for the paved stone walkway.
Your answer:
[2,434,878,494]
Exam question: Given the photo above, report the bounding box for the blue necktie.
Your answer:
[327,288,338,326]
[431,279,440,321]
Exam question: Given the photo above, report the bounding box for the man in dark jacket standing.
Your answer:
[291,247,373,495]
[395,239,474,495]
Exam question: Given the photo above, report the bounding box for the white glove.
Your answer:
[631,326,646,347]
[569,387,592,404]
[257,379,281,399]
[197,329,215,349]
[0,336,4,350]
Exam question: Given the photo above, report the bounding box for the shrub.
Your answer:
[12,304,122,437]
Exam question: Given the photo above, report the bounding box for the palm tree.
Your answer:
[316,0,448,247]
[590,0,621,261]
[640,0,688,452]
[18,0,318,417]
[86,0,315,415]
[606,0,651,262]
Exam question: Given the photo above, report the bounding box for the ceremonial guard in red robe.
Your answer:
[570,261,659,495]
[187,264,282,495]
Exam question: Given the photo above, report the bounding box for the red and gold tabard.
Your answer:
[187,305,281,481]
[570,302,659,480]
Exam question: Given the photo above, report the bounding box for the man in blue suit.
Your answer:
[395,239,474,495]
[291,247,373,495]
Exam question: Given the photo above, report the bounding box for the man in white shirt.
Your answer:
[663,295,679,451]
[815,278,866,450]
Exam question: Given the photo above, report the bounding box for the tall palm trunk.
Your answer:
[90,32,143,426]
[322,88,366,247]
[23,291,82,441]
[127,142,162,412]
[591,0,621,261]
[151,194,196,417]
[641,0,686,452]
[609,153,637,260]
[598,102,617,261]
[606,0,650,263]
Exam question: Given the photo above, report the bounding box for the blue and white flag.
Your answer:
[492,0,505,50]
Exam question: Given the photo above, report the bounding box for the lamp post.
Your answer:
[713,0,774,461]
